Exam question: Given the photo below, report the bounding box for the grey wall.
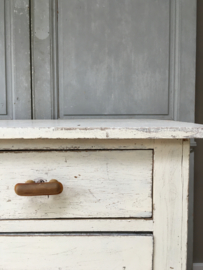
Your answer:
[194,0,203,262]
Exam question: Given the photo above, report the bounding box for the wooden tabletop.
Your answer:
[0,119,203,139]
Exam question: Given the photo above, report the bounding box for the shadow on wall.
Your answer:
[194,0,203,264]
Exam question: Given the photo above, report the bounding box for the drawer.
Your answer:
[0,150,153,219]
[0,234,153,270]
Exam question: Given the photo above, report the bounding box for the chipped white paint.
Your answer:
[181,140,190,269]
[0,122,196,270]
[0,219,153,233]
[0,150,152,219]
[0,119,203,139]
[0,138,155,150]
[0,235,153,270]
[153,139,190,270]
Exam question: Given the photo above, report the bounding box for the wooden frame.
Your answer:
[0,0,31,120]
[0,137,190,270]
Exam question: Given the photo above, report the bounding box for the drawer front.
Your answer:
[0,150,152,219]
[0,235,153,270]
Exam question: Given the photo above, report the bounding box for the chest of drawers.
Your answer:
[0,119,203,270]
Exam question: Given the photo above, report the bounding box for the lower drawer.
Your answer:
[0,234,153,270]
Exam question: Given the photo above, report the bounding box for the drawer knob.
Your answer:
[14,179,63,196]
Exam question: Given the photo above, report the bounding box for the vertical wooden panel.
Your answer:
[11,0,31,119]
[31,0,56,119]
[0,0,6,115]
[178,0,196,123]
[153,139,190,270]
[0,0,31,119]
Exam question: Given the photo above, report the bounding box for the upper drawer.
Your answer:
[0,150,153,219]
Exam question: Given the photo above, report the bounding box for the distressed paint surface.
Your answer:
[0,235,153,270]
[0,138,155,150]
[153,139,190,270]
[181,140,190,269]
[0,219,153,232]
[0,150,152,218]
[0,119,203,139]
[0,136,191,270]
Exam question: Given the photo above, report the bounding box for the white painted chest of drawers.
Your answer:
[0,119,203,270]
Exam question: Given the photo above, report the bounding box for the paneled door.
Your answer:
[0,0,31,119]
[31,0,196,123]
[0,0,195,122]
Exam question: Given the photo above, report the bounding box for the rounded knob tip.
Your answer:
[26,180,35,183]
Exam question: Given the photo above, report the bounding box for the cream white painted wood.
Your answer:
[0,128,200,270]
[0,235,153,270]
[0,138,155,150]
[0,150,152,219]
[182,140,190,268]
[0,119,203,139]
[153,139,190,270]
[0,219,153,232]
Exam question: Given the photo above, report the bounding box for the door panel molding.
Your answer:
[58,0,171,117]
[0,0,7,115]
[31,0,58,119]
[0,0,31,119]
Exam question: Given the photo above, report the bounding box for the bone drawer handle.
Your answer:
[14,179,63,196]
